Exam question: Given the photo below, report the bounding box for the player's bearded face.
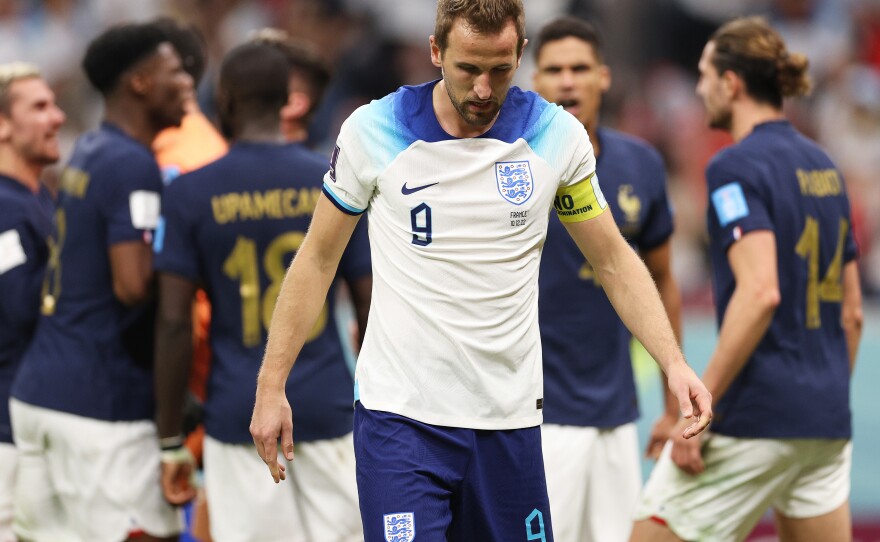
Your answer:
[441,74,502,127]
[432,18,522,127]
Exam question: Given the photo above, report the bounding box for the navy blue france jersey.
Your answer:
[0,176,54,443]
[707,121,856,439]
[154,142,371,444]
[13,123,163,421]
[539,128,673,427]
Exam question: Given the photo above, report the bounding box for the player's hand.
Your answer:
[645,411,678,460]
[250,388,294,483]
[160,447,197,505]
[670,417,705,475]
[665,362,712,439]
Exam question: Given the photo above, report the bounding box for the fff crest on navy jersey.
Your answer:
[383,512,415,542]
[495,160,533,205]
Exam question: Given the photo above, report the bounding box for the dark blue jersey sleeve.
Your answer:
[706,152,773,251]
[100,153,163,246]
[153,176,200,282]
[0,221,44,332]
[338,215,372,283]
[635,147,674,251]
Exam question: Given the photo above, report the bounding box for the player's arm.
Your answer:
[701,231,779,403]
[106,159,162,306]
[109,241,154,305]
[562,205,711,439]
[251,194,361,483]
[642,241,684,459]
[154,271,198,504]
[668,230,779,474]
[841,260,863,374]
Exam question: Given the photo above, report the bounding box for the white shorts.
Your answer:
[9,399,182,542]
[204,433,362,542]
[541,422,642,542]
[635,434,851,542]
[0,442,16,542]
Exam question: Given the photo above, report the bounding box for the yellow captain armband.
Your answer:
[554,172,607,223]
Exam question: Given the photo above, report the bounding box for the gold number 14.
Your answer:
[794,216,847,329]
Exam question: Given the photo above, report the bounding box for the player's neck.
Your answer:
[103,102,162,148]
[233,121,286,144]
[433,81,498,139]
[0,149,41,192]
[730,101,784,143]
[282,122,308,144]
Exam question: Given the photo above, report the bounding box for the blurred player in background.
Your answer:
[0,62,65,542]
[249,28,332,146]
[9,22,192,542]
[632,16,863,542]
[251,1,712,540]
[532,16,681,542]
[150,17,228,542]
[153,40,370,542]
[252,28,372,353]
[153,17,227,184]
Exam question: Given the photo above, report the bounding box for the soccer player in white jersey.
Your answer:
[532,17,682,541]
[251,1,712,540]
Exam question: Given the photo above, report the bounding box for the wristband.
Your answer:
[159,434,185,451]
[161,445,195,466]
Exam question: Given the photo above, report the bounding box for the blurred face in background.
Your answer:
[533,36,609,132]
[140,42,193,130]
[0,76,66,166]
[431,17,522,128]
[697,41,733,131]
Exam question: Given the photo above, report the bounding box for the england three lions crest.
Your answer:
[384,512,415,542]
[496,161,534,205]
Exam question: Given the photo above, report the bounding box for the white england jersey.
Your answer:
[323,82,605,430]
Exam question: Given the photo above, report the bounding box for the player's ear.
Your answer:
[281,91,310,123]
[430,35,442,68]
[600,64,612,93]
[721,69,739,100]
[516,38,528,68]
[129,71,150,97]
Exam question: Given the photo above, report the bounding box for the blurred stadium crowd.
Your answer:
[2,0,879,304]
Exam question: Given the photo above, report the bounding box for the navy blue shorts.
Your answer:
[353,402,553,542]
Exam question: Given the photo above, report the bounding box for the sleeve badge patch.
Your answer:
[0,229,27,274]
[711,182,750,227]
[130,190,161,230]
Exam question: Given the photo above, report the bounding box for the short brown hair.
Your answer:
[0,62,41,114]
[434,0,526,56]
[710,16,811,108]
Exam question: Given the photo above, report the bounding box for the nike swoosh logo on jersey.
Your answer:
[401,181,439,195]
